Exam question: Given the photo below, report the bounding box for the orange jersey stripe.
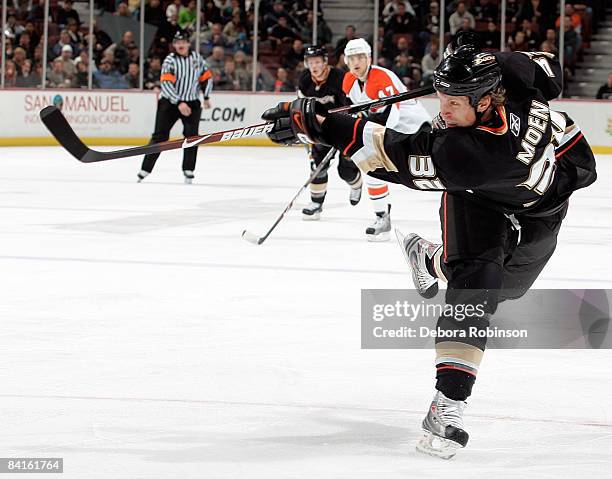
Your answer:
[342,117,362,156]
[199,70,212,82]
[161,73,176,83]
[367,185,389,196]
[477,106,508,135]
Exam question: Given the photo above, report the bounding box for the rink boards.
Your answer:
[0,89,610,154]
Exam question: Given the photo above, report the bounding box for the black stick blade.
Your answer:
[40,106,90,161]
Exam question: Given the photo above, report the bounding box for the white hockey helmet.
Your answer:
[343,38,372,59]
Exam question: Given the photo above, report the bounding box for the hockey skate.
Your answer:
[183,170,195,184]
[416,390,469,460]
[395,230,441,299]
[365,206,391,241]
[137,170,149,183]
[302,201,323,220]
[349,184,362,206]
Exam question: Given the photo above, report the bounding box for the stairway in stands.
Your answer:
[322,0,376,43]
[567,6,612,98]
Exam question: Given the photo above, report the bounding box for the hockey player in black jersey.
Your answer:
[261,38,597,458]
[297,45,363,220]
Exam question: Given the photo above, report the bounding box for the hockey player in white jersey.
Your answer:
[342,38,431,241]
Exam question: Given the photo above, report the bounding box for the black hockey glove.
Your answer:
[261,98,329,146]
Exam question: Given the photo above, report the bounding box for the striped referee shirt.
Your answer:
[160,50,213,104]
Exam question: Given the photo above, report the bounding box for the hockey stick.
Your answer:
[241,147,337,245]
[39,86,434,163]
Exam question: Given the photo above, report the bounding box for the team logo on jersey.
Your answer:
[510,113,521,137]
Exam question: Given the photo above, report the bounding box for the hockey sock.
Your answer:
[310,182,327,204]
[425,246,448,282]
[435,368,476,401]
[347,171,363,189]
[367,184,389,215]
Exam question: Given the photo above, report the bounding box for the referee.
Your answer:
[137,29,212,184]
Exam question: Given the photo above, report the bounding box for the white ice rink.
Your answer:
[1,146,611,478]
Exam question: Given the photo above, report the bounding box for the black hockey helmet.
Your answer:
[173,29,190,42]
[304,45,328,63]
[433,44,501,107]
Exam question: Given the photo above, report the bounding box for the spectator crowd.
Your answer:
[0,0,608,97]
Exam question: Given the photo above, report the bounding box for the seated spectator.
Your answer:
[300,10,332,45]
[203,0,222,24]
[144,0,166,27]
[206,46,226,81]
[66,18,84,46]
[51,30,76,59]
[4,14,23,41]
[22,22,41,50]
[178,0,198,29]
[32,44,44,65]
[16,60,41,88]
[509,30,529,51]
[518,19,539,50]
[559,16,580,66]
[473,0,498,21]
[216,59,239,90]
[480,20,500,50]
[12,47,28,74]
[92,23,113,62]
[232,55,251,90]
[423,1,440,35]
[265,1,298,34]
[449,2,475,35]
[57,0,80,27]
[453,17,476,43]
[28,0,45,22]
[74,61,89,88]
[543,28,557,49]
[386,3,416,34]
[60,45,77,80]
[223,12,246,44]
[201,23,230,56]
[556,4,582,35]
[47,58,71,88]
[17,32,34,59]
[273,67,293,92]
[166,0,182,20]
[74,50,90,69]
[392,52,413,83]
[392,35,412,60]
[539,40,557,55]
[283,39,305,71]
[333,25,356,60]
[596,73,612,100]
[421,41,441,85]
[114,31,135,73]
[145,56,162,90]
[157,13,180,43]
[115,2,131,17]
[269,16,300,47]
[93,59,129,89]
[382,0,417,22]
[4,60,18,87]
[124,62,140,88]
[233,50,251,87]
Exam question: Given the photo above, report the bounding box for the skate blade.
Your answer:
[302,212,321,221]
[366,231,390,242]
[415,431,463,460]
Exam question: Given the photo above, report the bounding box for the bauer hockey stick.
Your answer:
[241,147,337,245]
[39,86,434,163]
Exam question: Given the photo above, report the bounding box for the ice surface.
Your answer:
[0,146,610,478]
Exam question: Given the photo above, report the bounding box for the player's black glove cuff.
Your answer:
[262,98,329,146]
